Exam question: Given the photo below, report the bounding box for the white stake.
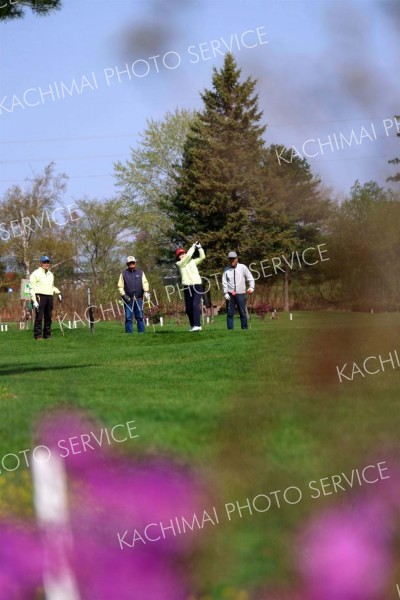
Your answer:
[160,316,164,327]
[289,313,293,321]
[32,450,81,600]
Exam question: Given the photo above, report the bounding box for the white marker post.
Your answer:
[289,313,293,321]
[32,450,81,600]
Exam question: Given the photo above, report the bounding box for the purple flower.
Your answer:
[298,499,393,600]
[0,524,43,599]
[0,413,203,600]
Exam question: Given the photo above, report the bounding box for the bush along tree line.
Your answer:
[1,54,400,315]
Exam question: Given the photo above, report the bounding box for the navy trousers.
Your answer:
[184,285,203,327]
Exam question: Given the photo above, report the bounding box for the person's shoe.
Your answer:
[189,326,195,332]
[191,326,202,332]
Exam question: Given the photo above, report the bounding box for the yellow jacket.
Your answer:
[29,267,60,300]
[177,245,205,286]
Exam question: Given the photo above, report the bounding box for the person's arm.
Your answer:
[222,269,228,295]
[142,272,149,292]
[245,266,255,292]
[50,271,61,297]
[177,245,195,269]
[194,247,205,266]
[118,273,125,296]
[29,271,38,301]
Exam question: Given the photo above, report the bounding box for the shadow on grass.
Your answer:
[0,364,98,376]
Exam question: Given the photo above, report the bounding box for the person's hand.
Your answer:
[195,241,202,249]
[247,288,254,294]
[122,294,130,303]
[33,301,39,310]
[58,294,63,302]
[144,292,151,300]
[224,293,230,300]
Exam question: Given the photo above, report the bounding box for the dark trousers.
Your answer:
[184,285,202,327]
[124,297,144,333]
[34,294,53,338]
[226,293,248,329]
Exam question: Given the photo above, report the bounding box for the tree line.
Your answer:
[1,54,399,313]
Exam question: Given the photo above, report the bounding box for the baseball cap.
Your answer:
[228,251,238,259]
[126,256,136,263]
[175,248,185,258]
[40,255,51,262]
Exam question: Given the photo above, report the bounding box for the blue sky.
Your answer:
[1,0,399,203]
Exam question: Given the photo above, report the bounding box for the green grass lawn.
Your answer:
[0,311,399,597]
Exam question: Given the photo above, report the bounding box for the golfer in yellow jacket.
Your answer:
[29,255,62,339]
[176,242,205,332]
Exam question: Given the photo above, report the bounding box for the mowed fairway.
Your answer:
[0,311,400,594]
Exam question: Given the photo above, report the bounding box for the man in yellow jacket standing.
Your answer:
[29,256,62,339]
[176,241,205,332]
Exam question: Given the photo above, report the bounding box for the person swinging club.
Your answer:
[175,241,205,332]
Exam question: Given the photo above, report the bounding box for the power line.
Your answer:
[0,154,396,184]
[0,133,138,145]
[0,154,127,164]
[0,116,398,145]
[0,174,114,182]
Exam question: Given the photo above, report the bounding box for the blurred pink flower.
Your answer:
[0,413,202,600]
[0,524,43,600]
[298,499,393,600]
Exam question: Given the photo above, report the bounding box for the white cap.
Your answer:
[228,251,238,258]
[126,255,136,263]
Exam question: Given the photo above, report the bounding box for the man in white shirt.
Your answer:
[222,251,255,330]
[29,256,62,339]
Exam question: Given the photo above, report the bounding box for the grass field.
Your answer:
[1,311,399,597]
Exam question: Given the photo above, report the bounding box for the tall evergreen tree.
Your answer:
[164,53,267,269]
[0,0,61,21]
[114,109,194,277]
[255,145,331,309]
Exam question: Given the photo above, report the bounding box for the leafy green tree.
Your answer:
[326,180,400,310]
[0,0,61,21]
[114,109,194,281]
[66,198,134,300]
[0,163,68,277]
[164,53,266,270]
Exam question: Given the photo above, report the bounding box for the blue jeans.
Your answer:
[124,297,144,333]
[226,293,248,329]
